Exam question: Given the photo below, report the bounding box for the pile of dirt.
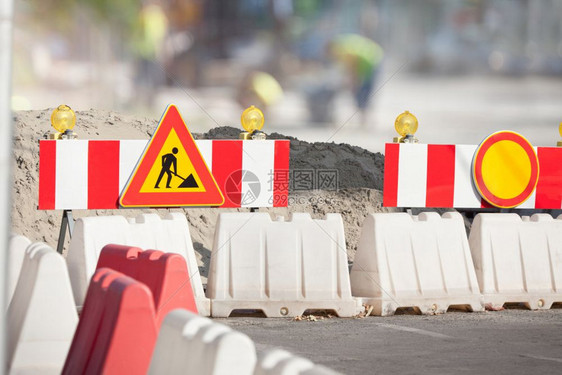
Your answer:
[10,109,389,283]
[198,126,385,191]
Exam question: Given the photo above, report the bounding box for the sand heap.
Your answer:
[11,109,392,282]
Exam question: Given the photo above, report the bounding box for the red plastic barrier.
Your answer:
[96,244,198,326]
[63,268,158,375]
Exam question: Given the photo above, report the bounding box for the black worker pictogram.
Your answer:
[154,147,199,189]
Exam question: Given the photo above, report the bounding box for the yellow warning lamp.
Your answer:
[393,111,419,143]
[50,105,77,139]
[240,105,266,140]
[557,122,562,147]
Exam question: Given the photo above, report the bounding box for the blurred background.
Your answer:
[11,0,562,152]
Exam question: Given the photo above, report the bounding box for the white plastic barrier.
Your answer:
[149,310,340,375]
[469,213,562,310]
[255,349,341,375]
[7,242,78,374]
[350,212,483,316]
[66,212,210,315]
[8,234,31,304]
[207,213,361,318]
[148,309,256,375]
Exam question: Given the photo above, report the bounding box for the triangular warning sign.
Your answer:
[120,105,224,207]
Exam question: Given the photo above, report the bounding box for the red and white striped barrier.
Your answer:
[383,143,562,209]
[39,139,290,210]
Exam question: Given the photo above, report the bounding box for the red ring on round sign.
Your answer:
[472,131,539,208]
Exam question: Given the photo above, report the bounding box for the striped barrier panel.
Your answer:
[38,139,290,209]
[383,143,562,209]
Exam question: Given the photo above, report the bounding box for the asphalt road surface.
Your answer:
[221,308,562,375]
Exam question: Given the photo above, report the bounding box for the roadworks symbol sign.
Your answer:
[119,104,224,207]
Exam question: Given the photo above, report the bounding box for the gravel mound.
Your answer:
[198,126,385,191]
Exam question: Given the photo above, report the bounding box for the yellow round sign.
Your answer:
[473,131,539,208]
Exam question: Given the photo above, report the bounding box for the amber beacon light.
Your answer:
[50,105,77,139]
[239,105,266,140]
[393,110,419,143]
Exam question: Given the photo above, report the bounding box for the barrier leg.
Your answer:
[56,210,74,254]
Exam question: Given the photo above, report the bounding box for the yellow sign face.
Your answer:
[472,131,539,208]
[139,128,206,193]
[480,140,532,199]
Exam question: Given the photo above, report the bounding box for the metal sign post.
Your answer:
[56,210,74,254]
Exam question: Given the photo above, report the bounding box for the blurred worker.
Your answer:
[329,34,384,127]
[236,71,284,113]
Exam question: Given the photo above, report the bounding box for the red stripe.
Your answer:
[212,140,243,207]
[425,145,455,207]
[273,140,290,207]
[88,141,120,209]
[38,140,56,209]
[535,147,562,209]
[383,143,399,207]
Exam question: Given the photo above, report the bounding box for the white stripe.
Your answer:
[517,147,538,209]
[376,323,452,339]
[55,140,89,209]
[241,141,275,207]
[397,144,428,207]
[119,140,147,195]
[196,140,213,170]
[453,145,481,208]
[521,354,562,364]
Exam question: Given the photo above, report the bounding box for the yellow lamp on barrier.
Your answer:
[393,110,418,143]
[558,122,562,147]
[240,105,266,140]
[50,105,77,139]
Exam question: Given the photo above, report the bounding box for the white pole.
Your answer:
[0,0,14,373]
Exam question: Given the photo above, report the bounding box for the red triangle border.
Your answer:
[119,105,225,207]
